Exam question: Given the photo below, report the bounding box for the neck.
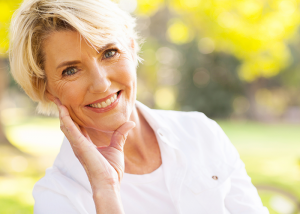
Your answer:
[85,105,162,174]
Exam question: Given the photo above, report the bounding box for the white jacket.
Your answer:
[33,101,269,214]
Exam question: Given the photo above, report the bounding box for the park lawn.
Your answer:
[217,120,300,213]
[0,118,299,213]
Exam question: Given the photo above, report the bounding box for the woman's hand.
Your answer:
[54,99,135,214]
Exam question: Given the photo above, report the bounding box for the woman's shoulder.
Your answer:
[152,109,219,134]
[33,166,96,214]
[151,109,239,167]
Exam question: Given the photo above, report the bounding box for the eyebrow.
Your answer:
[56,60,81,70]
[56,43,117,70]
[97,42,117,53]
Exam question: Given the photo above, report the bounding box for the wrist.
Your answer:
[93,184,121,199]
[93,187,124,214]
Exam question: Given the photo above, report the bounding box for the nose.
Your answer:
[88,61,111,94]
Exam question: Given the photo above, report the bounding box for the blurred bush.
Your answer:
[133,0,300,120]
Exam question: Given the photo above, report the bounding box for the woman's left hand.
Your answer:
[54,98,135,214]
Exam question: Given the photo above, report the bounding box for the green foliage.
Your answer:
[0,0,22,56]
[136,0,300,82]
[176,40,244,117]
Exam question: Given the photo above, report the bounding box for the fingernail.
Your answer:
[54,98,62,106]
[53,98,58,105]
[129,121,136,129]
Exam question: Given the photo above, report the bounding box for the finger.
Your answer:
[54,99,88,149]
[53,99,112,182]
[109,121,135,151]
[57,104,108,176]
[80,126,92,141]
[53,98,62,107]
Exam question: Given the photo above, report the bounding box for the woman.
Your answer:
[9,0,269,213]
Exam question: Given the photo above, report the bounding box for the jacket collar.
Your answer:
[135,101,181,149]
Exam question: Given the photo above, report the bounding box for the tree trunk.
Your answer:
[0,58,11,146]
[245,79,269,121]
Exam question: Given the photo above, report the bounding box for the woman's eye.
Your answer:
[62,67,79,76]
[104,50,117,59]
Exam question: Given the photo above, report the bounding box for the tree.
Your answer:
[0,0,22,145]
[136,0,300,82]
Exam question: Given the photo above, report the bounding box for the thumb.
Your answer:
[109,121,136,151]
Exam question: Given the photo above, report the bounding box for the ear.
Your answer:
[130,38,135,50]
[129,38,136,61]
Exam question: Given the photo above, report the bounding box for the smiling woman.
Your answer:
[9,0,269,214]
[43,30,136,132]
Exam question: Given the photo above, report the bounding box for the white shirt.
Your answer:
[33,101,269,214]
[121,164,177,214]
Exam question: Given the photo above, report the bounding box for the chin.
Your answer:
[86,114,129,133]
[75,99,134,133]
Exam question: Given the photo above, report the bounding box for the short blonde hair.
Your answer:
[9,0,140,115]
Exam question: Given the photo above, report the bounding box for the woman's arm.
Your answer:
[210,119,269,213]
[54,99,135,214]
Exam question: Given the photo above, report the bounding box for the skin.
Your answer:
[44,30,162,213]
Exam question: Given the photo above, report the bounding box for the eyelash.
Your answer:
[103,49,118,59]
[62,66,79,76]
[62,49,119,76]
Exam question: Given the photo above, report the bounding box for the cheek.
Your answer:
[115,58,136,87]
[60,82,86,105]
[49,78,86,106]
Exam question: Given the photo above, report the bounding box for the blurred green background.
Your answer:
[0,0,300,213]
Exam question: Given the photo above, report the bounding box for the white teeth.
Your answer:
[89,93,118,108]
[101,101,107,108]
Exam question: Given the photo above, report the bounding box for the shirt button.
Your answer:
[157,130,164,136]
[212,175,218,180]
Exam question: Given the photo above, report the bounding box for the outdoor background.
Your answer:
[0,0,300,213]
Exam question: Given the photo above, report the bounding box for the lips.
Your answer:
[85,90,121,113]
[87,93,118,108]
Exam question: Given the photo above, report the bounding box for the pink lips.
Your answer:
[87,91,118,105]
[85,91,121,113]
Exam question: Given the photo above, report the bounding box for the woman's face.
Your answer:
[44,30,137,132]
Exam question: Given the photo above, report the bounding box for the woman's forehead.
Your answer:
[43,31,126,70]
[44,31,117,56]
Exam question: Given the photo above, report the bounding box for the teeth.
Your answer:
[89,93,118,108]
[101,101,107,108]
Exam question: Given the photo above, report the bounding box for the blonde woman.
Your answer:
[9,0,269,213]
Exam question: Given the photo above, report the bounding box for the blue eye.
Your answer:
[104,50,117,59]
[62,67,78,76]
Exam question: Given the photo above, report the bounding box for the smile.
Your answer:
[88,93,118,108]
[85,91,121,113]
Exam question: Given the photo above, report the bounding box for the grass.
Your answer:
[0,118,299,214]
[217,120,300,213]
